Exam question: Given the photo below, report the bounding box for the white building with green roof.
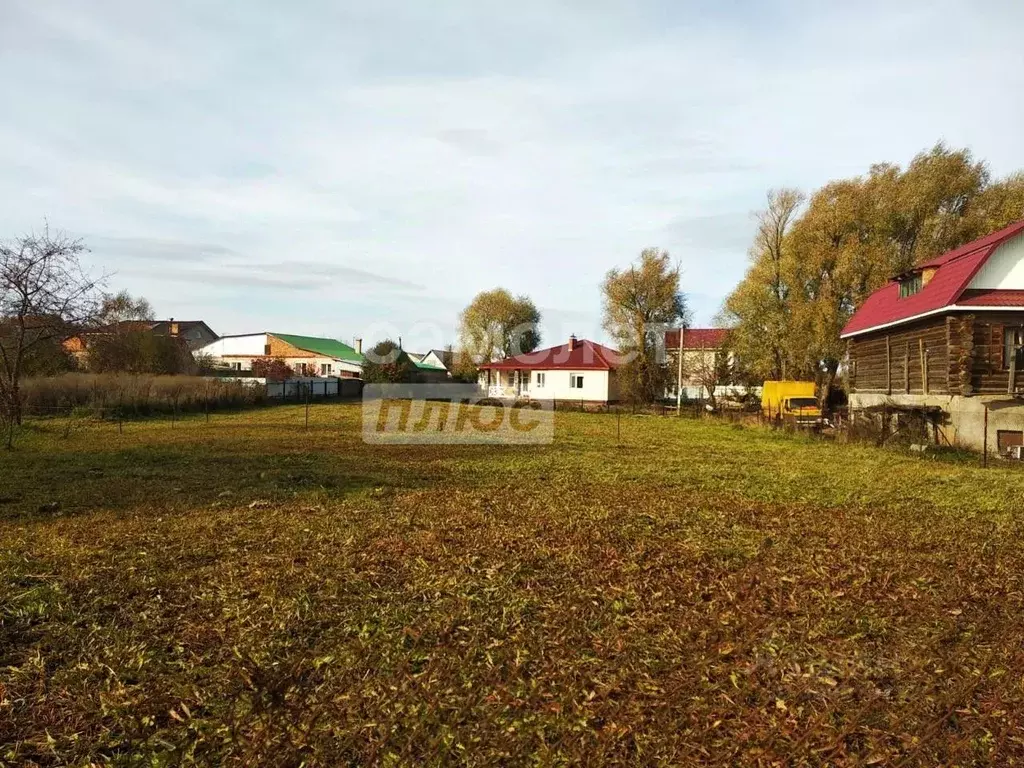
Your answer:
[406,351,451,381]
[196,332,363,377]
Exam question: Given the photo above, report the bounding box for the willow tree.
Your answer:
[457,288,541,364]
[601,248,687,404]
[723,189,804,381]
[724,143,1024,394]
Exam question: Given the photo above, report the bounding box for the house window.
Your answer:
[320,363,332,375]
[570,374,584,389]
[1004,328,1024,370]
[898,274,923,299]
[231,362,242,371]
[264,344,272,355]
[536,372,545,388]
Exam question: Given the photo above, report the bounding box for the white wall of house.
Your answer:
[528,369,611,401]
[285,357,361,376]
[969,231,1024,290]
[479,368,614,401]
[421,351,448,370]
[196,334,267,359]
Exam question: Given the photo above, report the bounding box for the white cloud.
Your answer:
[1,0,1023,341]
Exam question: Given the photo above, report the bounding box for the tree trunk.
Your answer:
[819,363,838,410]
[3,384,15,449]
[11,378,22,426]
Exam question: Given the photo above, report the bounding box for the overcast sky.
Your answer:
[2,1,1023,351]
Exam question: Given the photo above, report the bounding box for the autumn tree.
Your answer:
[1,228,103,447]
[450,348,480,383]
[97,290,154,326]
[602,248,688,404]
[724,143,1024,398]
[723,189,804,381]
[457,289,541,364]
[362,339,420,383]
[86,331,192,375]
[85,292,191,376]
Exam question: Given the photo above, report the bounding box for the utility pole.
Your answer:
[675,327,685,413]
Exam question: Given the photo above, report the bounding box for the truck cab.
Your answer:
[761,381,824,426]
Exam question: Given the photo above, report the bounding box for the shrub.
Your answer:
[251,358,294,381]
[362,340,420,383]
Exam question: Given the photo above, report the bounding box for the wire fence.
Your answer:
[10,392,1024,468]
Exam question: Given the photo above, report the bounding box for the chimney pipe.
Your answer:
[169,318,178,336]
[355,338,362,354]
[569,334,578,351]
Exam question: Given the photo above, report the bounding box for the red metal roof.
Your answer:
[956,289,1024,307]
[478,339,622,370]
[664,328,729,349]
[841,219,1024,338]
[917,220,1024,268]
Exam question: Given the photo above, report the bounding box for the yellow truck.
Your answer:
[761,381,823,426]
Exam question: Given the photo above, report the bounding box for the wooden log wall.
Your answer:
[849,315,951,395]
[969,313,1024,395]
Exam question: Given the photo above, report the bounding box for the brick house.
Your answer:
[196,332,363,377]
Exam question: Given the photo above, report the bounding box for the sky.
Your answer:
[2,0,1024,352]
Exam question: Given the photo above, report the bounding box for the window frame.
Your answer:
[535,372,545,388]
[570,373,584,389]
[898,274,923,299]
[1004,327,1024,371]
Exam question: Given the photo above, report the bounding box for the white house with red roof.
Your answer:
[843,219,1024,454]
[477,335,622,402]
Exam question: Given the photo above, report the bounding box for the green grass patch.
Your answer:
[2,403,1023,765]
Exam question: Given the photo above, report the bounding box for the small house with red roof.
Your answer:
[843,219,1024,453]
[477,335,622,402]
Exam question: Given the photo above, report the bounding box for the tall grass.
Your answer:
[21,373,267,417]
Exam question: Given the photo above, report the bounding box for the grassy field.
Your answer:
[2,403,1024,765]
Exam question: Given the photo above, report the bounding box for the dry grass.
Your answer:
[19,373,268,417]
[2,404,1024,765]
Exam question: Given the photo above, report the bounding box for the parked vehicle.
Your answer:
[761,380,823,426]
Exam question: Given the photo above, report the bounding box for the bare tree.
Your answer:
[97,290,154,326]
[692,344,733,410]
[0,227,104,447]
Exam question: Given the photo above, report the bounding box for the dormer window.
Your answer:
[898,273,923,299]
